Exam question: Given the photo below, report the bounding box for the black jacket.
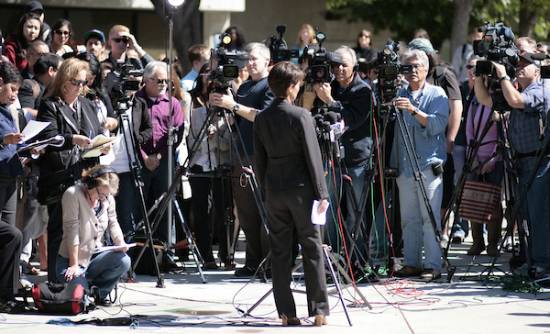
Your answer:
[112,95,153,157]
[327,73,374,167]
[36,96,104,180]
[254,98,328,199]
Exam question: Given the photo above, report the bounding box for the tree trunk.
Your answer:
[450,0,474,57]
[150,0,202,71]
[518,0,538,37]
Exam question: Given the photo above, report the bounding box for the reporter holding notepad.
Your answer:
[57,165,130,305]
[36,58,108,281]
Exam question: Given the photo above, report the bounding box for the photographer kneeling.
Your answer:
[254,62,329,326]
[474,54,550,280]
[57,165,130,305]
[392,49,449,280]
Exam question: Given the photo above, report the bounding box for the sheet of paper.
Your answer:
[20,120,50,143]
[93,243,137,254]
[82,135,116,158]
[311,200,329,225]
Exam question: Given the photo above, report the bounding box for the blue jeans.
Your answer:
[56,251,131,299]
[397,168,443,271]
[518,157,550,269]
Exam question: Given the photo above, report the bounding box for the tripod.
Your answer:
[115,96,164,288]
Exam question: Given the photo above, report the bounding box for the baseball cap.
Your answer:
[25,1,43,13]
[84,29,106,44]
[519,52,547,67]
[408,38,436,54]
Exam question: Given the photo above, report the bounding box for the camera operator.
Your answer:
[474,53,550,279]
[392,49,449,280]
[209,42,274,277]
[312,45,374,268]
[103,25,154,73]
[36,58,109,282]
[254,61,328,326]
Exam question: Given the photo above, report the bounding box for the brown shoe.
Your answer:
[467,244,485,256]
[394,265,422,277]
[281,314,301,326]
[313,314,327,326]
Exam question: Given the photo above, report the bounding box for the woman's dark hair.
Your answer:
[224,26,245,50]
[15,13,42,49]
[189,63,211,106]
[76,52,101,89]
[268,61,304,98]
[355,29,372,49]
[0,61,22,85]
[52,19,73,38]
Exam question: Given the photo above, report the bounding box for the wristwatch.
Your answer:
[498,75,510,83]
[411,108,418,116]
[231,103,240,113]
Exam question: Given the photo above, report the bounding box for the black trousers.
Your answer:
[189,169,216,263]
[0,181,22,301]
[232,166,269,269]
[47,202,62,282]
[266,187,329,318]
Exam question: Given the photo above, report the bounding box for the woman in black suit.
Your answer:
[253,62,329,326]
[36,57,106,281]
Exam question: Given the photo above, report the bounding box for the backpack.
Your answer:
[32,282,89,315]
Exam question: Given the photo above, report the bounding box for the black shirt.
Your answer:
[235,77,274,156]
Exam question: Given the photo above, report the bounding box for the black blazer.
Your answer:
[253,98,328,199]
[36,96,104,176]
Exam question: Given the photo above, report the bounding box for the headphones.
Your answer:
[84,166,115,189]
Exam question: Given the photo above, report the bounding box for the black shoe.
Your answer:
[0,300,27,314]
[162,257,183,272]
[234,266,257,277]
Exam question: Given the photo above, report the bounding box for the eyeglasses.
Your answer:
[330,62,350,69]
[150,78,169,85]
[55,30,70,36]
[466,64,475,70]
[408,63,425,72]
[112,37,129,44]
[69,79,87,87]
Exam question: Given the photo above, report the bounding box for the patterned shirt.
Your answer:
[509,81,545,154]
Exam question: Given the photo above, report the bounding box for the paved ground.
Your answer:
[1,241,549,334]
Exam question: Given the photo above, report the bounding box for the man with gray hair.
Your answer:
[210,42,273,277]
[313,45,374,272]
[136,61,184,271]
[392,49,449,280]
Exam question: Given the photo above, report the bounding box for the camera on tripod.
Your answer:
[473,22,519,77]
[209,33,248,94]
[373,39,411,109]
[301,30,333,84]
[109,62,144,112]
[473,22,519,111]
[268,25,299,64]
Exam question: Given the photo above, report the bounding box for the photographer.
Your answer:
[474,54,550,279]
[209,42,274,277]
[254,61,328,326]
[313,45,374,267]
[392,49,449,280]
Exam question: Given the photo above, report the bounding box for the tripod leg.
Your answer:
[323,245,352,327]
[173,198,207,283]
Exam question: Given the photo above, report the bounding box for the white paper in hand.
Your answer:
[20,120,50,143]
[311,200,329,225]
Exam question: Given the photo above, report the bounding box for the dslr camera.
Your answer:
[268,25,299,64]
[301,30,333,84]
[209,33,248,94]
[374,39,411,109]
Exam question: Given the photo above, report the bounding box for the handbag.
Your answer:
[459,180,501,224]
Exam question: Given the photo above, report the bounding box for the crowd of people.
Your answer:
[0,0,549,324]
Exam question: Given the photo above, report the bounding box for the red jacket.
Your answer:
[3,36,28,71]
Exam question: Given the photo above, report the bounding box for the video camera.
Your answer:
[473,22,519,111]
[268,25,299,64]
[209,33,248,93]
[374,39,411,108]
[473,22,519,78]
[301,30,333,84]
[108,62,144,112]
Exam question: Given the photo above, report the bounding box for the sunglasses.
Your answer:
[69,79,87,87]
[55,30,70,36]
[112,37,130,44]
[330,61,349,69]
[151,78,169,84]
[466,64,475,70]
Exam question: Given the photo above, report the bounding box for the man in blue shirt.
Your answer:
[391,49,449,280]
[475,53,550,281]
[180,44,210,92]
